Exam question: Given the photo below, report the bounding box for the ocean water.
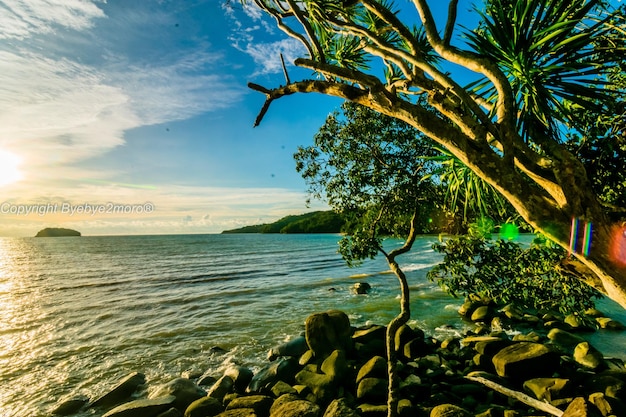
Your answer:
[1,233,625,416]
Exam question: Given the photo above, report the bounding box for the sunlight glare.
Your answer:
[0,149,23,187]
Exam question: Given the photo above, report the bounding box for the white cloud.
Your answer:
[0,0,105,39]
[243,38,307,76]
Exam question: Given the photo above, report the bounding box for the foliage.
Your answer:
[221,210,345,233]
[427,234,603,315]
[295,101,444,265]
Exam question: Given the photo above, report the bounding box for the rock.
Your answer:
[547,328,586,351]
[305,311,352,359]
[224,365,254,393]
[268,336,309,361]
[184,396,224,417]
[352,325,386,345]
[269,395,320,417]
[562,397,603,417]
[197,374,218,387]
[403,338,429,360]
[394,324,421,353]
[356,378,387,403]
[51,395,89,415]
[596,317,626,330]
[584,373,626,400]
[352,282,371,294]
[226,395,273,415]
[356,356,387,383]
[156,408,182,417]
[355,403,387,416]
[523,378,572,402]
[429,403,471,417]
[215,410,258,417]
[247,357,300,393]
[574,342,604,370]
[295,366,335,404]
[271,381,297,397]
[208,375,235,401]
[102,395,176,417]
[491,342,560,379]
[501,304,524,321]
[322,398,359,417]
[90,371,146,410]
[512,331,541,343]
[458,300,483,319]
[588,392,626,417]
[150,378,207,411]
[471,305,492,322]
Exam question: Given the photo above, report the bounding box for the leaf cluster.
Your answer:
[427,234,603,315]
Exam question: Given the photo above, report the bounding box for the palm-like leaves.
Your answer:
[466,0,623,143]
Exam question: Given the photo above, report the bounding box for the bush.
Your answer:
[427,234,602,315]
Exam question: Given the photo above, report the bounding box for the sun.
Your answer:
[0,149,23,187]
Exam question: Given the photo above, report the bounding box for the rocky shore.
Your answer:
[52,301,626,417]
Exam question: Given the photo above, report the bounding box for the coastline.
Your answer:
[51,303,626,417]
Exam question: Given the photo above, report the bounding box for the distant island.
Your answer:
[35,228,81,237]
[222,211,345,234]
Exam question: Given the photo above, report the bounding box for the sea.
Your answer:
[1,233,626,416]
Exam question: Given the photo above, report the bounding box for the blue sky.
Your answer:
[0,0,350,236]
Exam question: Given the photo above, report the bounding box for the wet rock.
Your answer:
[471,305,492,322]
[322,398,359,417]
[429,403,471,417]
[352,282,371,295]
[247,357,300,394]
[267,335,309,361]
[269,394,320,417]
[596,317,626,330]
[547,328,586,351]
[226,395,273,415]
[150,378,207,411]
[184,396,223,417]
[51,395,89,415]
[523,378,572,402]
[357,377,387,403]
[295,366,335,405]
[102,395,176,417]
[305,311,352,359]
[394,324,421,353]
[271,380,297,397]
[352,325,386,345]
[215,409,258,417]
[356,356,387,384]
[208,375,235,401]
[156,407,182,417]
[574,342,604,370]
[224,365,254,393]
[562,397,603,417]
[355,403,387,416]
[90,371,146,410]
[491,342,560,379]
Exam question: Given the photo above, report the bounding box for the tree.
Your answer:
[243,0,626,309]
[295,101,440,415]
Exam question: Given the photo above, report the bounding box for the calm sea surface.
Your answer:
[1,234,625,416]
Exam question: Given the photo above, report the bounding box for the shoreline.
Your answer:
[51,302,626,417]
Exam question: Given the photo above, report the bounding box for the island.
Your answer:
[35,228,81,237]
[221,211,345,234]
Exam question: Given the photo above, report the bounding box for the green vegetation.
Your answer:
[35,228,81,237]
[221,211,345,234]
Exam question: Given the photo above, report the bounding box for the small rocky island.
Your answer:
[35,228,81,237]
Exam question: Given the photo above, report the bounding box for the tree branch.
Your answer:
[443,0,459,45]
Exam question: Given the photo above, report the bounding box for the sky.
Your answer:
[0,0,351,236]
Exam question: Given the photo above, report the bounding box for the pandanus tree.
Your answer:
[243,0,626,309]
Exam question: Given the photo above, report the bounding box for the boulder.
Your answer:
[51,395,89,416]
[355,404,387,416]
[102,395,176,417]
[356,356,387,384]
[224,365,254,393]
[226,395,273,415]
[470,305,492,322]
[403,338,429,360]
[271,381,298,397]
[295,366,335,404]
[156,408,182,417]
[150,378,207,411]
[491,342,560,379]
[547,328,586,351]
[322,398,359,417]
[429,403,471,417]
[596,317,626,330]
[247,357,300,393]
[267,336,309,361]
[269,395,320,417]
[352,282,371,294]
[89,371,146,410]
[394,324,421,353]
[320,350,349,380]
[523,378,572,402]
[574,342,604,370]
[305,311,352,359]
[208,375,235,401]
[352,325,386,345]
[184,396,224,417]
[562,397,603,417]
[215,410,258,417]
[356,378,387,403]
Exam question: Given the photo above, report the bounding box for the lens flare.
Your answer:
[610,224,626,267]
[499,223,519,241]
